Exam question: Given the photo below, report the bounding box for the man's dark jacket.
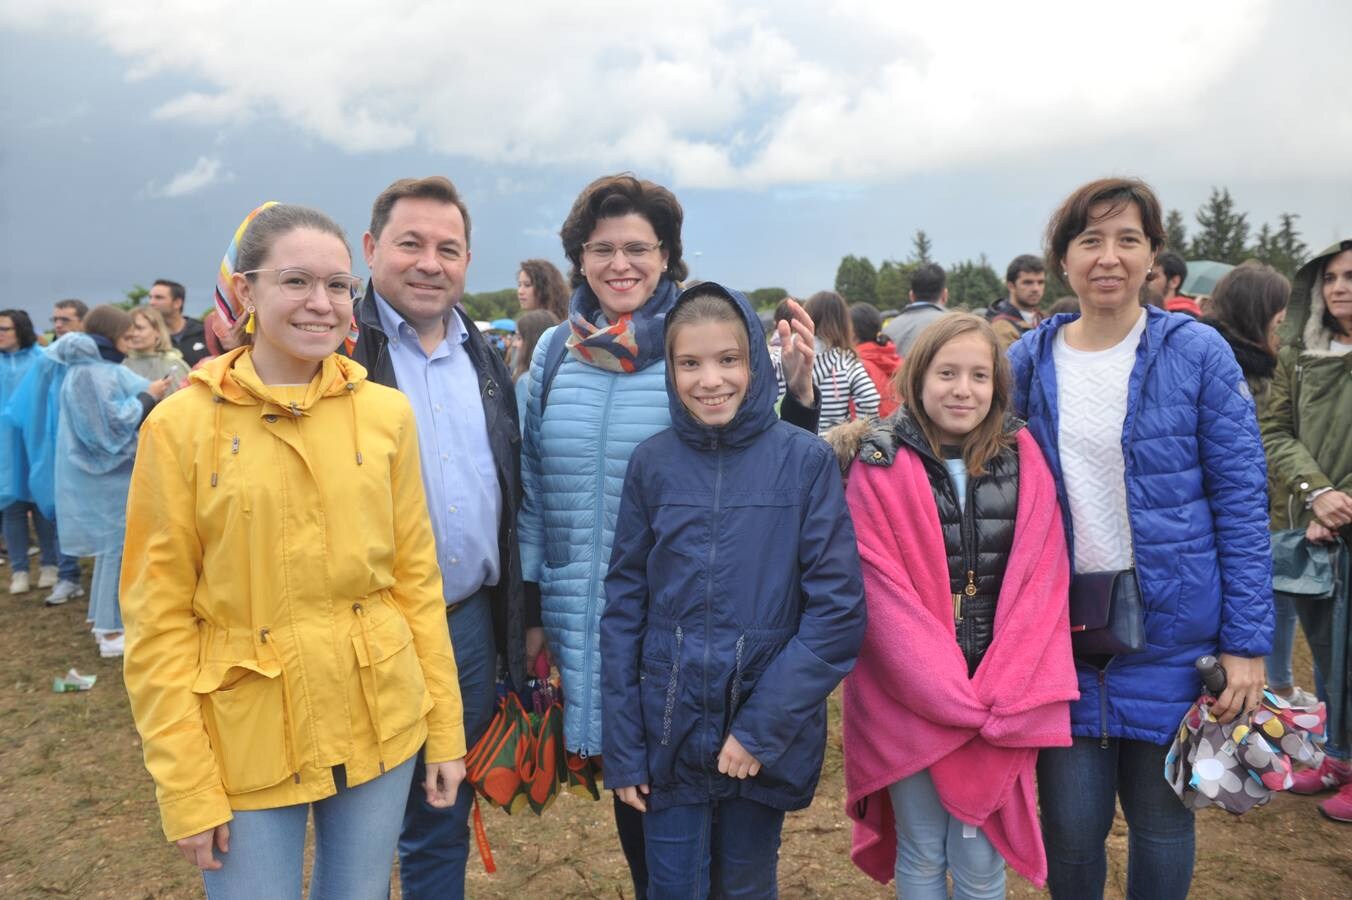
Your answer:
[349,283,532,688]
[172,316,210,367]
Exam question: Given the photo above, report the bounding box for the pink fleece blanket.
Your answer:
[842,429,1078,888]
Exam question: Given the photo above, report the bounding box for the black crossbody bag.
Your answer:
[1069,568,1146,656]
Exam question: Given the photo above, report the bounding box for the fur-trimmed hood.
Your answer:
[1285,238,1352,355]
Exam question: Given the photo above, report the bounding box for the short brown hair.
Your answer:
[900,313,1012,477]
[665,288,749,372]
[82,304,134,343]
[1045,177,1166,275]
[1209,261,1290,356]
[559,174,686,289]
[369,177,472,247]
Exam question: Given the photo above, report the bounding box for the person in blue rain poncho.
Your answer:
[48,305,171,657]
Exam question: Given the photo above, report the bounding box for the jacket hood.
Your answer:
[46,332,114,367]
[191,347,369,413]
[664,282,778,449]
[1285,238,1352,354]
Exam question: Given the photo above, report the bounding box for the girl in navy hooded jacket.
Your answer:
[601,283,866,899]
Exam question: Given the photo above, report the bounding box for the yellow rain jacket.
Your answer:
[121,348,464,842]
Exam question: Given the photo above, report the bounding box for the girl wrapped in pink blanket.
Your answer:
[841,313,1078,895]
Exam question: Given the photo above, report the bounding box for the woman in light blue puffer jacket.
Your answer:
[518,173,819,896]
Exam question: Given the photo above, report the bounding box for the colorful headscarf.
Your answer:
[213,201,360,354]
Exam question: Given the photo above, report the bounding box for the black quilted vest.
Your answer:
[858,411,1021,676]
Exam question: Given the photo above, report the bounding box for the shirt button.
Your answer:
[449,505,457,513]
[441,453,449,461]
[450,557,459,566]
[434,404,442,412]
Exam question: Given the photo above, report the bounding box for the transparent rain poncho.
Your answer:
[48,334,149,556]
[3,347,66,519]
[0,344,43,509]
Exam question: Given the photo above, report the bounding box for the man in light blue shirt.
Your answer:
[353,176,538,900]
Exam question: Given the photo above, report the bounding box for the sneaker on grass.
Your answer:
[45,580,84,606]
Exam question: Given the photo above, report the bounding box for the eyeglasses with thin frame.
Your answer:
[0,325,14,333]
[51,315,77,324]
[241,268,364,303]
[581,240,662,262]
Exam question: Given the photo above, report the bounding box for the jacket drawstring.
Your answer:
[661,626,684,747]
[259,627,301,782]
[727,633,747,735]
[210,397,223,487]
[352,602,388,773]
[347,383,363,466]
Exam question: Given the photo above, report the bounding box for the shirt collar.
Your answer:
[371,290,468,350]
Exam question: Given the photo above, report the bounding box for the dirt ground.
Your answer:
[1,558,1348,899]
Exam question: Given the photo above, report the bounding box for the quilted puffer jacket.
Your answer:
[1008,306,1273,744]
[600,283,865,811]
[518,280,821,755]
[855,410,1021,676]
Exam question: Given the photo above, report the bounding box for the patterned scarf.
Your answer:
[214,201,360,354]
[564,278,681,373]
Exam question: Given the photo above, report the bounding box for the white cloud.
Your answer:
[5,0,1349,189]
[154,156,224,197]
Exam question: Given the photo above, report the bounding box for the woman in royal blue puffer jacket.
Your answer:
[1007,178,1272,900]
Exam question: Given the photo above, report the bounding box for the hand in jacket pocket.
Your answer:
[718,734,762,779]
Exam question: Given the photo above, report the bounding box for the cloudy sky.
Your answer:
[1,0,1349,320]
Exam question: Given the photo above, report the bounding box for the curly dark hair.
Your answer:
[559,174,687,289]
[0,309,37,349]
[518,259,569,320]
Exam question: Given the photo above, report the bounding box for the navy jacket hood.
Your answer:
[664,282,778,450]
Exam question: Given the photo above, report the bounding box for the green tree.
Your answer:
[945,256,1004,310]
[747,287,789,311]
[910,230,933,265]
[834,255,878,305]
[1165,209,1188,254]
[119,284,148,311]
[460,288,518,321]
[876,260,917,311]
[1250,213,1308,280]
[1190,188,1250,263]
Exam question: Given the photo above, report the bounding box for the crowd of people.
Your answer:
[0,171,1348,900]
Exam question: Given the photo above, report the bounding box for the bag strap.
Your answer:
[537,324,570,415]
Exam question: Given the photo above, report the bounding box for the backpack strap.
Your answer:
[537,324,571,415]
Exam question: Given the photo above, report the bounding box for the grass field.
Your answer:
[1,558,1348,898]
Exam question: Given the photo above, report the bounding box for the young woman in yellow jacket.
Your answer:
[121,203,466,899]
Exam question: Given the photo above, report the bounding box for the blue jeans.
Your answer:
[1265,592,1300,690]
[2,502,76,579]
[1038,737,1194,900]
[202,755,415,899]
[90,551,122,632]
[643,797,785,899]
[397,588,497,899]
[887,769,1004,900]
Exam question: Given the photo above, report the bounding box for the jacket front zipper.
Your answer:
[703,441,723,785]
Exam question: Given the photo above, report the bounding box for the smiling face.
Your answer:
[920,332,995,445]
[1322,249,1352,332]
[363,196,471,333]
[234,228,352,383]
[126,313,158,353]
[1063,200,1155,313]
[582,213,668,322]
[670,319,750,427]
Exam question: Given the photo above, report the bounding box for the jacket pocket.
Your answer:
[352,603,435,742]
[192,659,291,794]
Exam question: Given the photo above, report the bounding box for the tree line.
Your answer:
[830,187,1310,312]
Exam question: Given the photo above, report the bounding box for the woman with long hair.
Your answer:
[121,203,466,897]
[800,290,880,432]
[124,305,191,394]
[517,258,569,320]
